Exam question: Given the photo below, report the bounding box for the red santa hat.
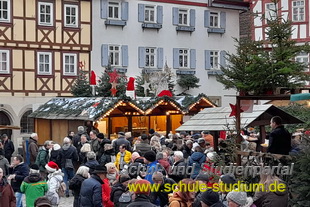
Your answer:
[45,161,59,172]
[126,77,135,99]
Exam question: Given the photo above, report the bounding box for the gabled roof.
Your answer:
[176,104,304,131]
[29,95,217,121]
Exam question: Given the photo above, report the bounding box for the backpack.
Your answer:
[54,176,66,197]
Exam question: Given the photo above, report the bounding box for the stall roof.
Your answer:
[29,94,217,121]
[176,104,304,131]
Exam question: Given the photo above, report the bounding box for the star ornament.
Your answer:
[111,81,118,89]
[108,69,119,83]
[111,87,118,96]
[141,82,150,96]
[229,103,244,117]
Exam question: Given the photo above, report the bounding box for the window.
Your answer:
[0,50,9,74]
[20,110,34,134]
[37,52,52,75]
[38,2,53,26]
[63,53,77,75]
[108,2,120,19]
[265,3,277,20]
[210,51,219,69]
[145,47,156,67]
[145,5,155,23]
[296,54,309,72]
[292,0,305,22]
[178,9,188,26]
[64,5,78,27]
[210,12,219,28]
[0,0,10,22]
[109,45,120,66]
[179,49,189,68]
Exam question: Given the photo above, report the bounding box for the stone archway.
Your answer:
[0,111,12,138]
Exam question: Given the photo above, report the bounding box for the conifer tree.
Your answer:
[217,3,310,95]
[71,70,92,97]
[177,74,200,95]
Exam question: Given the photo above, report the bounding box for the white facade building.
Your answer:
[92,0,249,107]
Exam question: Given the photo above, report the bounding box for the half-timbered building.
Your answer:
[0,0,92,146]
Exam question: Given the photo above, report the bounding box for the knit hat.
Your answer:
[198,138,206,144]
[206,152,217,160]
[119,175,131,183]
[134,180,151,195]
[45,161,59,173]
[220,174,237,185]
[118,132,125,136]
[149,129,155,134]
[97,133,104,139]
[201,189,220,206]
[30,164,40,174]
[227,191,247,206]
[141,134,148,140]
[34,196,52,207]
[196,173,209,182]
[144,150,156,162]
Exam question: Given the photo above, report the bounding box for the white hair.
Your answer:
[174,151,183,159]
[76,166,90,178]
[31,133,37,138]
[63,137,71,144]
[80,143,91,153]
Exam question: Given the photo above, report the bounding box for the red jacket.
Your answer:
[102,178,114,207]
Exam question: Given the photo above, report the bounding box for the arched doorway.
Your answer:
[0,111,12,138]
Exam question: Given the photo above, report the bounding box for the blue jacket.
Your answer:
[145,161,159,184]
[188,152,206,179]
[80,174,104,207]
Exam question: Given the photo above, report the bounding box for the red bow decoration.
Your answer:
[229,103,244,117]
[90,70,97,85]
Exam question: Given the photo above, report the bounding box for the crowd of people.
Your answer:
[0,116,299,207]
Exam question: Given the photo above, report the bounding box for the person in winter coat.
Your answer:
[84,151,99,173]
[45,161,64,206]
[128,179,157,207]
[150,172,176,207]
[134,134,152,156]
[72,126,89,149]
[79,143,91,164]
[168,179,196,207]
[8,155,29,207]
[268,116,291,155]
[188,146,206,179]
[90,130,101,157]
[20,164,48,207]
[113,132,131,154]
[49,144,62,169]
[59,137,78,197]
[101,168,114,207]
[200,189,225,207]
[35,141,52,179]
[0,168,16,207]
[29,133,39,165]
[80,165,107,207]
[144,150,165,184]
[127,152,145,179]
[69,166,90,207]
[115,145,132,170]
[150,133,162,152]
[182,140,193,161]
[157,152,171,174]
[110,175,131,207]
[170,151,187,183]
[253,174,288,207]
[193,173,210,207]
[99,136,114,166]
[1,134,14,163]
[0,149,9,175]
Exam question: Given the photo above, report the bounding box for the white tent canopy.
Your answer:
[176,104,303,131]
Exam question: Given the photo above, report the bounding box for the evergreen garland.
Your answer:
[71,70,92,97]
